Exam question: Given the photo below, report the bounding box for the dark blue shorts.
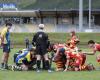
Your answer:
[36,45,47,55]
[3,44,10,53]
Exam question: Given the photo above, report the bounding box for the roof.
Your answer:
[0,9,100,17]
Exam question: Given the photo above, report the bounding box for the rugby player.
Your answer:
[0,23,12,70]
[67,31,79,51]
[88,40,100,64]
[13,47,36,71]
[88,40,100,54]
[64,49,83,71]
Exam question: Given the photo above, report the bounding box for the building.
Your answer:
[0,9,100,32]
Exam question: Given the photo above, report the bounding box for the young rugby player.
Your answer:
[67,31,79,51]
[0,23,12,70]
[13,47,36,71]
[88,40,100,64]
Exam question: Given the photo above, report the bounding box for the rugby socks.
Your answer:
[0,63,4,68]
[4,63,8,69]
[45,60,50,70]
[42,59,46,70]
[37,60,41,70]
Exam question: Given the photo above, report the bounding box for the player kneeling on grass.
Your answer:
[64,50,82,71]
[65,50,95,71]
[12,48,36,71]
[53,48,66,71]
[13,48,29,64]
[48,43,67,71]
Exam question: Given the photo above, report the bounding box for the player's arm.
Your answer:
[83,50,96,55]
[74,36,80,44]
[16,51,28,63]
[0,29,7,45]
[32,34,37,46]
[53,49,60,61]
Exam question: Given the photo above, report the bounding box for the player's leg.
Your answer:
[74,57,82,71]
[41,45,52,72]
[36,46,42,72]
[44,53,50,70]
[20,64,28,71]
[36,55,41,72]
[42,57,46,70]
[0,44,10,69]
[0,53,6,69]
[4,45,10,69]
[80,53,86,66]
[4,53,9,69]
[55,61,65,71]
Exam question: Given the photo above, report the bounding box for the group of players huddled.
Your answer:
[0,23,100,72]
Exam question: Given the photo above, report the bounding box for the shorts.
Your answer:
[55,61,65,70]
[3,44,10,53]
[16,59,31,66]
[22,60,36,66]
[36,45,47,55]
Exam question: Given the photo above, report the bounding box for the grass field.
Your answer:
[0,33,100,80]
[0,48,100,80]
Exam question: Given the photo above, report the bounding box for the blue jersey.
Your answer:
[15,51,32,64]
[6,31,10,46]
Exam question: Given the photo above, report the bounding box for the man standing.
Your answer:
[32,24,51,72]
[25,37,29,49]
[0,23,12,70]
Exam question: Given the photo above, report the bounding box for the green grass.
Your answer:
[0,71,100,80]
[0,48,100,80]
[10,33,100,47]
[0,33,100,80]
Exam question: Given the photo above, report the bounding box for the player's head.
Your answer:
[6,22,12,29]
[48,43,54,51]
[88,40,95,48]
[59,48,65,55]
[38,24,44,30]
[29,47,36,55]
[70,30,76,36]
[18,50,22,53]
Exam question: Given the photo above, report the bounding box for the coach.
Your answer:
[32,24,51,72]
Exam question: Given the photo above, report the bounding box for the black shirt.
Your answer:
[32,31,49,47]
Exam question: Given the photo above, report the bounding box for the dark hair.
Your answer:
[88,40,95,44]
[49,43,54,50]
[29,48,35,52]
[6,23,12,27]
